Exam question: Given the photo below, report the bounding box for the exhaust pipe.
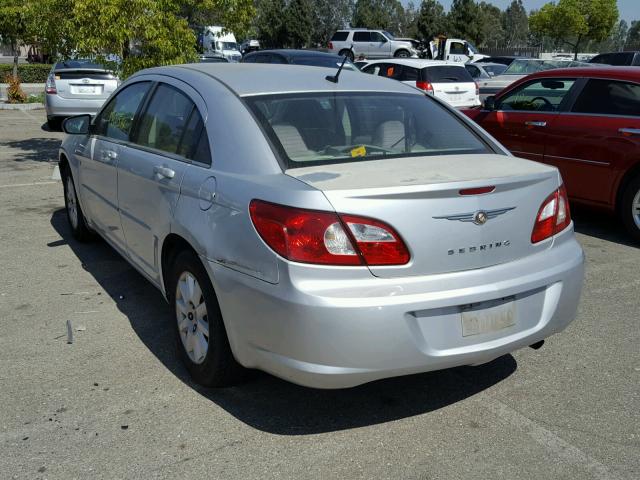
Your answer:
[529,340,544,350]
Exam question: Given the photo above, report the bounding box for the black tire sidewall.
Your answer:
[395,50,410,58]
[61,167,92,241]
[169,250,240,387]
[621,176,640,242]
[340,49,354,61]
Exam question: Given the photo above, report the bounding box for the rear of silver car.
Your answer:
[45,63,119,125]
[199,86,583,389]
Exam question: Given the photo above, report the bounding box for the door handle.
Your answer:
[525,121,547,127]
[102,150,118,161]
[619,128,640,137]
[153,166,175,179]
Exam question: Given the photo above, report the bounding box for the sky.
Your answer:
[401,0,639,23]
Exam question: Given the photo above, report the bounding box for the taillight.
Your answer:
[45,73,57,94]
[328,42,333,50]
[531,185,571,243]
[249,200,410,266]
[416,81,434,94]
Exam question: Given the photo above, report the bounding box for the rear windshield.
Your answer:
[331,31,349,41]
[424,66,474,83]
[54,59,107,71]
[245,92,490,168]
[483,64,507,76]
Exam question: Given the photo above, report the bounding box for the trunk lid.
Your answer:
[54,69,119,100]
[432,81,477,107]
[287,154,560,278]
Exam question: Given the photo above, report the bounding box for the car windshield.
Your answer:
[466,41,479,54]
[54,59,106,70]
[246,92,490,168]
[216,41,238,51]
[503,59,590,75]
[383,31,395,40]
[290,56,357,70]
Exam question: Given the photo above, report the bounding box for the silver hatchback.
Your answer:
[59,64,584,389]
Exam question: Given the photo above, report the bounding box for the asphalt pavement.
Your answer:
[0,109,638,479]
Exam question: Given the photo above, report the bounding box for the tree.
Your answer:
[477,1,504,48]
[284,0,313,48]
[414,0,446,41]
[447,0,482,44]
[309,0,354,47]
[627,20,640,50]
[0,0,35,76]
[502,0,528,47]
[255,0,287,48]
[352,0,404,34]
[530,0,618,59]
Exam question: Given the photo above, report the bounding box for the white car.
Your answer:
[362,59,480,108]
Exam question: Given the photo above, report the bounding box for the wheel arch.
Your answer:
[614,161,640,213]
[160,233,201,299]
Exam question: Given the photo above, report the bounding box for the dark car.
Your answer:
[589,51,640,66]
[241,49,358,71]
[198,55,229,63]
[463,67,640,240]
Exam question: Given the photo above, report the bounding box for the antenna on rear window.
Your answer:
[326,46,353,83]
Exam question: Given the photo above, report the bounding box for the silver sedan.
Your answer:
[58,64,584,389]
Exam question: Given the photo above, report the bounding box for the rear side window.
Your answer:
[424,66,473,83]
[331,31,349,42]
[449,42,466,55]
[571,79,640,117]
[95,81,151,141]
[178,111,212,165]
[465,65,481,79]
[134,84,194,154]
[245,92,490,168]
[353,32,371,42]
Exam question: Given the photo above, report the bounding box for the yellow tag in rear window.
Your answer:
[350,146,366,158]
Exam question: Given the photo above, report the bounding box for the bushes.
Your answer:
[4,74,27,103]
[0,64,52,83]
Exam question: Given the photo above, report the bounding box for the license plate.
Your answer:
[461,298,516,337]
[71,85,101,95]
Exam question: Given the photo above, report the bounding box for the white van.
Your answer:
[203,26,242,62]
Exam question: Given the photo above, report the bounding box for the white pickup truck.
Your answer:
[428,38,488,63]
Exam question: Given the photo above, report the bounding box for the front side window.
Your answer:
[571,79,640,117]
[95,82,151,141]
[370,32,387,43]
[498,79,575,112]
[134,84,194,155]
[245,92,490,168]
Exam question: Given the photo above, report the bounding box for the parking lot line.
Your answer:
[0,181,58,189]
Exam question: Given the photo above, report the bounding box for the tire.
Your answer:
[169,250,243,387]
[339,49,354,62]
[394,49,411,58]
[620,175,640,242]
[61,167,93,242]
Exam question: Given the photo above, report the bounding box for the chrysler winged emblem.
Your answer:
[433,207,515,225]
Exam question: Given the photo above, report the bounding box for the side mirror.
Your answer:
[62,114,91,134]
[484,96,497,111]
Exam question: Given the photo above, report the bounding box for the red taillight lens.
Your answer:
[328,42,333,50]
[416,81,434,94]
[45,73,57,94]
[249,200,410,266]
[531,185,571,243]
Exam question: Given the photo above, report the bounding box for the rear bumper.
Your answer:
[45,93,106,118]
[206,229,584,389]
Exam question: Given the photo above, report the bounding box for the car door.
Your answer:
[473,78,577,162]
[116,81,207,282]
[369,31,390,58]
[81,81,152,250]
[543,78,640,207]
[352,31,371,58]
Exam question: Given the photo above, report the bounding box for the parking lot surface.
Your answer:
[0,109,638,479]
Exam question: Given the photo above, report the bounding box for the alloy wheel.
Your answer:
[175,271,210,364]
[632,189,640,230]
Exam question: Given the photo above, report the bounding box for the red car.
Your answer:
[463,67,640,240]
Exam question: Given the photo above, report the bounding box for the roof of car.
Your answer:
[247,49,344,59]
[147,63,421,97]
[363,59,464,68]
[525,66,640,81]
[470,62,505,68]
